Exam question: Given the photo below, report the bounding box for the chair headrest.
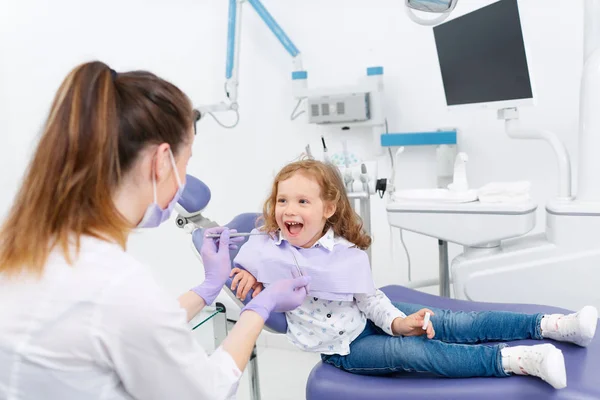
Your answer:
[178,174,211,214]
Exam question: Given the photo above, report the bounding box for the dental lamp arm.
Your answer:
[502,111,572,200]
[225,0,242,104]
[192,0,242,126]
[227,0,303,104]
[195,102,236,118]
[246,0,300,59]
[202,0,304,124]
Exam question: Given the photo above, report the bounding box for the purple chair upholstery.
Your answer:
[306,285,600,400]
[179,174,211,213]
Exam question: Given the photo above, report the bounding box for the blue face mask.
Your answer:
[137,149,185,229]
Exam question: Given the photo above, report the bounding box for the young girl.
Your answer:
[230,159,598,389]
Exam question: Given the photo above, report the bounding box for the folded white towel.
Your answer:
[477,181,531,203]
[478,193,531,203]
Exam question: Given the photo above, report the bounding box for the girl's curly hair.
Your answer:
[258,159,371,250]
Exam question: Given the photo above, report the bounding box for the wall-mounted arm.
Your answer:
[225,0,243,104]
[247,0,302,65]
[226,0,305,100]
[198,0,304,127]
[194,0,242,125]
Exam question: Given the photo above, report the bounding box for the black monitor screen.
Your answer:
[433,0,533,106]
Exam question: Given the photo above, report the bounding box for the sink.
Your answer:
[386,199,537,247]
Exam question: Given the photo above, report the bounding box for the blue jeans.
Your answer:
[322,302,543,378]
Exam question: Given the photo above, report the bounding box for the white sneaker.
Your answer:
[542,306,598,347]
[502,344,567,389]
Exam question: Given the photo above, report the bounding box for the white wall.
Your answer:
[0,0,583,301]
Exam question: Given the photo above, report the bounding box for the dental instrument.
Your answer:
[289,250,304,277]
[205,232,269,238]
[321,136,331,164]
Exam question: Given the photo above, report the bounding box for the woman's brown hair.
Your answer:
[0,61,194,277]
[260,159,372,250]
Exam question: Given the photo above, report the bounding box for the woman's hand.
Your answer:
[392,308,435,339]
[190,227,244,305]
[240,276,311,321]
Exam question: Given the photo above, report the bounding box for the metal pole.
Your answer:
[222,306,261,400]
[213,303,228,346]
[248,345,261,400]
[438,240,450,297]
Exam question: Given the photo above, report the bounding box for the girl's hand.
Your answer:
[230,268,261,300]
[392,308,435,339]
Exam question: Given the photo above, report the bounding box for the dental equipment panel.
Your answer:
[307,93,371,125]
[197,0,386,153]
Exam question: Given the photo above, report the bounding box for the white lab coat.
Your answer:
[0,236,241,400]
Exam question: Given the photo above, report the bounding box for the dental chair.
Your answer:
[180,175,600,400]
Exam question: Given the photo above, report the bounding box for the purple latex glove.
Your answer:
[191,226,245,305]
[241,275,312,322]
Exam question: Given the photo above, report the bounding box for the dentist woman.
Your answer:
[0,61,309,400]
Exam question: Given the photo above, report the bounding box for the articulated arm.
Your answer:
[197,0,304,124]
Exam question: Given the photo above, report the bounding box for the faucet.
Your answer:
[448,152,469,192]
